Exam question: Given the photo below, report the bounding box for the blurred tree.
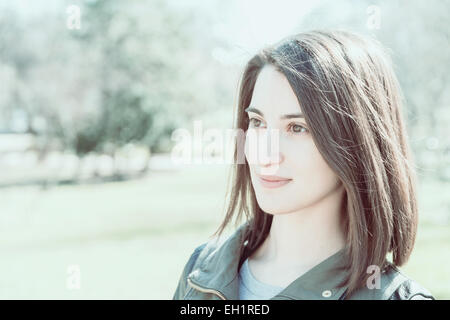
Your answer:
[66,0,191,163]
[0,9,37,133]
[0,0,238,179]
[0,0,230,177]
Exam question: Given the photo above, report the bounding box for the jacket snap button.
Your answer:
[322,290,332,298]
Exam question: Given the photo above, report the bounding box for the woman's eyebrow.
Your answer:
[244,107,304,119]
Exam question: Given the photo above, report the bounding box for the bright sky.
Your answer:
[2,0,321,66]
[223,0,319,52]
[169,0,320,65]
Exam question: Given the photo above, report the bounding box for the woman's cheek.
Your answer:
[284,138,315,170]
[285,139,332,187]
[295,142,340,195]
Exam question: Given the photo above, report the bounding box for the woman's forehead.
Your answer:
[250,65,303,117]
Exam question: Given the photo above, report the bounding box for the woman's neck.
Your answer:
[250,183,347,272]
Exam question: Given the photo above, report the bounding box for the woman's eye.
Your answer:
[248,118,308,134]
[249,118,263,128]
[289,123,308,134]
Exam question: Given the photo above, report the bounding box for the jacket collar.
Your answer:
[188,221,351,300]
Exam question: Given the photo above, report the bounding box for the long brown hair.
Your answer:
[212,30,418,298]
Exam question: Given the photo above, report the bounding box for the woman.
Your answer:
[173,30,435,300]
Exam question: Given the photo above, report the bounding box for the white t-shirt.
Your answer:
[238,258,285,300]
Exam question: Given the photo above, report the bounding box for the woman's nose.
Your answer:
[258,145,284,175]
[245,128,284,173]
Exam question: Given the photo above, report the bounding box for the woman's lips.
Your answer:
[257,175,292,189]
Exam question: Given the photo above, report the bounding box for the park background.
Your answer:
[0,0,449,299]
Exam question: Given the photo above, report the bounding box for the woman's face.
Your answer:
[244,65,343,214]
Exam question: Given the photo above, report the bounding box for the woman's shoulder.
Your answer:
[384,264,435,300]
[346,262,435,300]
[172,228,244,300]
[172,241,209,299]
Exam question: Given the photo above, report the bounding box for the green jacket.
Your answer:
[173,222,435,300]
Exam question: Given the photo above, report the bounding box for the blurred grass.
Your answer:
[0,164,448,299]
[0,165,232,299]
[397,176,450,299]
